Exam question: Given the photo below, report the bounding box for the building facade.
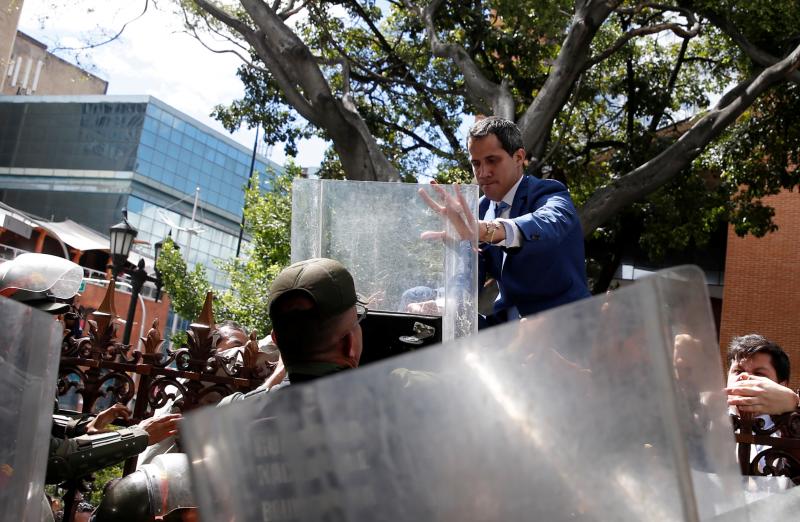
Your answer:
[2,30,108,95]
[719,187,800,388]
[0,1,24,86]
[0,95,278,289]
[2,0,108,96]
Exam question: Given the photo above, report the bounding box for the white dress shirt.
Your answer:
[484,175,524,319]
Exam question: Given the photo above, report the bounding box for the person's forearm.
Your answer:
[46,427,149,484]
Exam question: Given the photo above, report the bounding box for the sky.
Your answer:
[16,0,328,168]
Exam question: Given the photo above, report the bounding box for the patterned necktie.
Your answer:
[494,201,510,217]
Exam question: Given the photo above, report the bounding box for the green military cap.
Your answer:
[268,258,358,320]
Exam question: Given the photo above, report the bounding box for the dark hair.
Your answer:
[728,334,790,383]
[467,116,524,156]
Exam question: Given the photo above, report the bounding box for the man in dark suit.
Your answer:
[421,117,590,326]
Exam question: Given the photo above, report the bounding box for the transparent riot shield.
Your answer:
[0,297,63,521]
[184,266,750,521]
[291,179,479,340]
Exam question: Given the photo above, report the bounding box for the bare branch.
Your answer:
[518,0,621,160]
[317,56,355,110]
[403,0,514,119]
[50,0,149,54]
[701,8,800,85]
[192,0,319,124]
[585,21,699,69]
[579,41,800,234]
[615,2,698,21]
[348,69,462,96]
[381,119,454,159]
[182,6,250,55]
[345,0,465,162]
[277,0,309,21]
[529,75,585,174]
[647,36,689,134]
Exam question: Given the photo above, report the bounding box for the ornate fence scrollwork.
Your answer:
[732,410,800,484]
[57,284,268,472]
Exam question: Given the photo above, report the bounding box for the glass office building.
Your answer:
[0,95,280,289]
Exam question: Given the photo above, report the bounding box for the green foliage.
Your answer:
[154,162,297,338]
[215,163,299,336]
[85,462,124,506]
[45,461,123,511]
[711,82,800,237]
[155,238,210,324]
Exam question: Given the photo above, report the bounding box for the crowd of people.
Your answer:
[1,117,797,521]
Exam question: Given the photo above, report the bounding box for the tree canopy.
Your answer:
[181,1,800,289]
[215,163,296,336]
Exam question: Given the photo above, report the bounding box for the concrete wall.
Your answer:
[719,187,800,388]
[0,0,24,90]
[2,31,107,95]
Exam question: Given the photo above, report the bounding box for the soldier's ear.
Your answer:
[270,329,279,348]
[338,330,359,365]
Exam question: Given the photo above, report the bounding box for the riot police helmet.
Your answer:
[0,253,83,315]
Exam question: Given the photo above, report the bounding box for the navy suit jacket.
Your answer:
[479,175,590,321]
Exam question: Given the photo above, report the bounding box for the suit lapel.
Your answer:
[509,175,530,219]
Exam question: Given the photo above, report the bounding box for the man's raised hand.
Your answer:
[418,182,477,244]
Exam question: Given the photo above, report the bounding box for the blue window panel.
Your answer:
[167,127,180,144]
[178,147,192,164]
[189,154,203,170]
[127,196,145,213]
[153,150,167,167]
[191,139,204,154]
[140,129,156,148]
[211,165,227,180]
[152,167,165,183]
[154,138,169,154]
[166,141,181,159]
[214,152,225,167]
[174,118,186,132]
[137,161,151,178]
[204,147,215,162]
[177,161,191,178]
[146,104,161,118]
[165,157,178,173]
[143,116,158,133]
[138,145,154,162]
[160,111,174,127]
[155,122,170,139]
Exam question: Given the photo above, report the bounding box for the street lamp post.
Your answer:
[109,209,165,347]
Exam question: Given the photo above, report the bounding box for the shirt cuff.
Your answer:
[494,218,521,247]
